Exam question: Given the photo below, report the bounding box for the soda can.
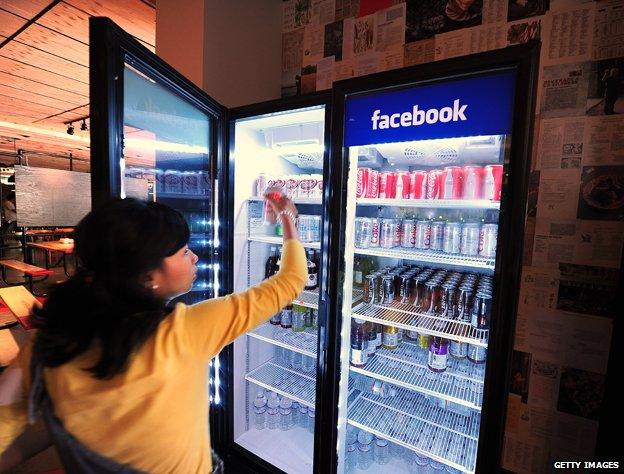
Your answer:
[298,175,313,199]
[399,275,414,303]
[199,171,211,196]
[394,219,403,247]
[457,287,473,322]
[415,220,431,250]
[461,223,480,256]
[479,223,498,258]
[313,174,324,199]
[471,292,492,330]
[400,218,415,247]
[311,216,321,242]
[365,170,379,198]
[268,176,286,196]
[426,169,443,199]
[255,173,269,197]
[285,175,299,198]
[380,219,398,248]
[354,217,372,248]
[467,344,487,364]
[364,274,380,304]
[449,340,468,359]
[164,169,183,194]
[379,172,397,199]
[423,281,440,315]
[155,170,166,193]
[356,168,370,198]
[483,164,504,201]
[382,276,395,304]
[370,218,381,247]
[430,221,445,251]
[409,170,428,199]
[396,171,411,199]
[440,283,457,319]
[440,166,464,200]
[463,166,484,199]
[442,222,462,254]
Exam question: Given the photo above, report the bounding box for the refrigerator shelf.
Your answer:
[245,360,316,408]
[248,235,321,249]
[248,197,322,205]
[354,247,495,271]
[155,192,207,200]
[357,197,500,210]
[248,323,318,358]
[352,301,489,347]
[351,342,484,410]
[294,289,320,309]
[348,393,477,473]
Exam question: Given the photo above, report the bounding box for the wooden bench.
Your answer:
[0,259,52,295]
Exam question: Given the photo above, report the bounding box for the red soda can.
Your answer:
[366,169,379,198]
[356,168,370,198]
[483,165,504,201]
[440,166,463,200]
[463,166,484,199]
[370,218,381,247]
[410,171,427,199]
[379,172,397,199]
[426,170,443,199]
[396,171,411,199]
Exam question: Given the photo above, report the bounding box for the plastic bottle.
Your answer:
[279,397,293,431]
[298,405,308,429]
[374,438,389,465]
[307,407,315,433]
[252,390,267,430]
[266,392,280,430]
[345,442,357,473]
[352,373,397,398]
[357,432,374,470]
[291,401,300,426]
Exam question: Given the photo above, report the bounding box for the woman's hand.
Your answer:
[264,188,299,241]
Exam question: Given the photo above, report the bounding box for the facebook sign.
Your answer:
[344,71,517,147]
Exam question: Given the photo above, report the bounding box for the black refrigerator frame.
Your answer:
[321,43,540,473]
[214,91,334,473]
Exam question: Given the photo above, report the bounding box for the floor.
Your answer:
[1,237,71,473]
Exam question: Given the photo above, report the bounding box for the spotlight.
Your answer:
[67,123,74,135]
[80,119,88,131]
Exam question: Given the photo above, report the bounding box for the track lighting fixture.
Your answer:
[80,119,88,131]
[67,123,75,135]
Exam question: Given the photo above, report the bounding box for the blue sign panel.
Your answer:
[344,71,517,147]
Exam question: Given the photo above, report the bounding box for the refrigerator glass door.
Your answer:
[335,71,516,474]
[230,105,327,473]
[120,60,216,304]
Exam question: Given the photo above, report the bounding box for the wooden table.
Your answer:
[26,241,75,277]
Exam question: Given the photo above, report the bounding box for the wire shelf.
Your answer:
[245,360,316,408]
[354,246,495,271]
[357,197,500,210]
[248,197,322,205]
[351,341,484,410]
[348,392,478,473]
[248,323,318,358]
[352,301,488,347]
[248,235,321,250]
[294,289,320,309]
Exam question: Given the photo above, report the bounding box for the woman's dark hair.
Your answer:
[32,198,189,379]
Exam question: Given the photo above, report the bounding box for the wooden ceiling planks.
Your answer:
[0,9,27,37]
[0,82,81,110]
[64,0,155,50]
[13,23,88,67]
[0,0,52,19]
[0,56,89,96]
[0,38,88,84]
[0,70,87,105]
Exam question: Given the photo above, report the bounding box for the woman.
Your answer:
[0,191,306,473]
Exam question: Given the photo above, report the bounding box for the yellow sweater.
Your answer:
[1,239,307,473]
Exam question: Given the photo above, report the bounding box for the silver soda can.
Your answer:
[430,221,445,251]
[415,220,431,250]
[443,222,462,254]
[370,218,381,247]
[354,217,372,248]
[364,274,380,304]
[479,223,498,258]
[460,223,480,256]
[311,216,321,242]
[382,276,395,303]
[380,219,398,248]
[401,219,416,248]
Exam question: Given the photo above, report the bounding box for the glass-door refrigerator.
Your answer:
[322,45,539,474]
[216,94,334,473]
